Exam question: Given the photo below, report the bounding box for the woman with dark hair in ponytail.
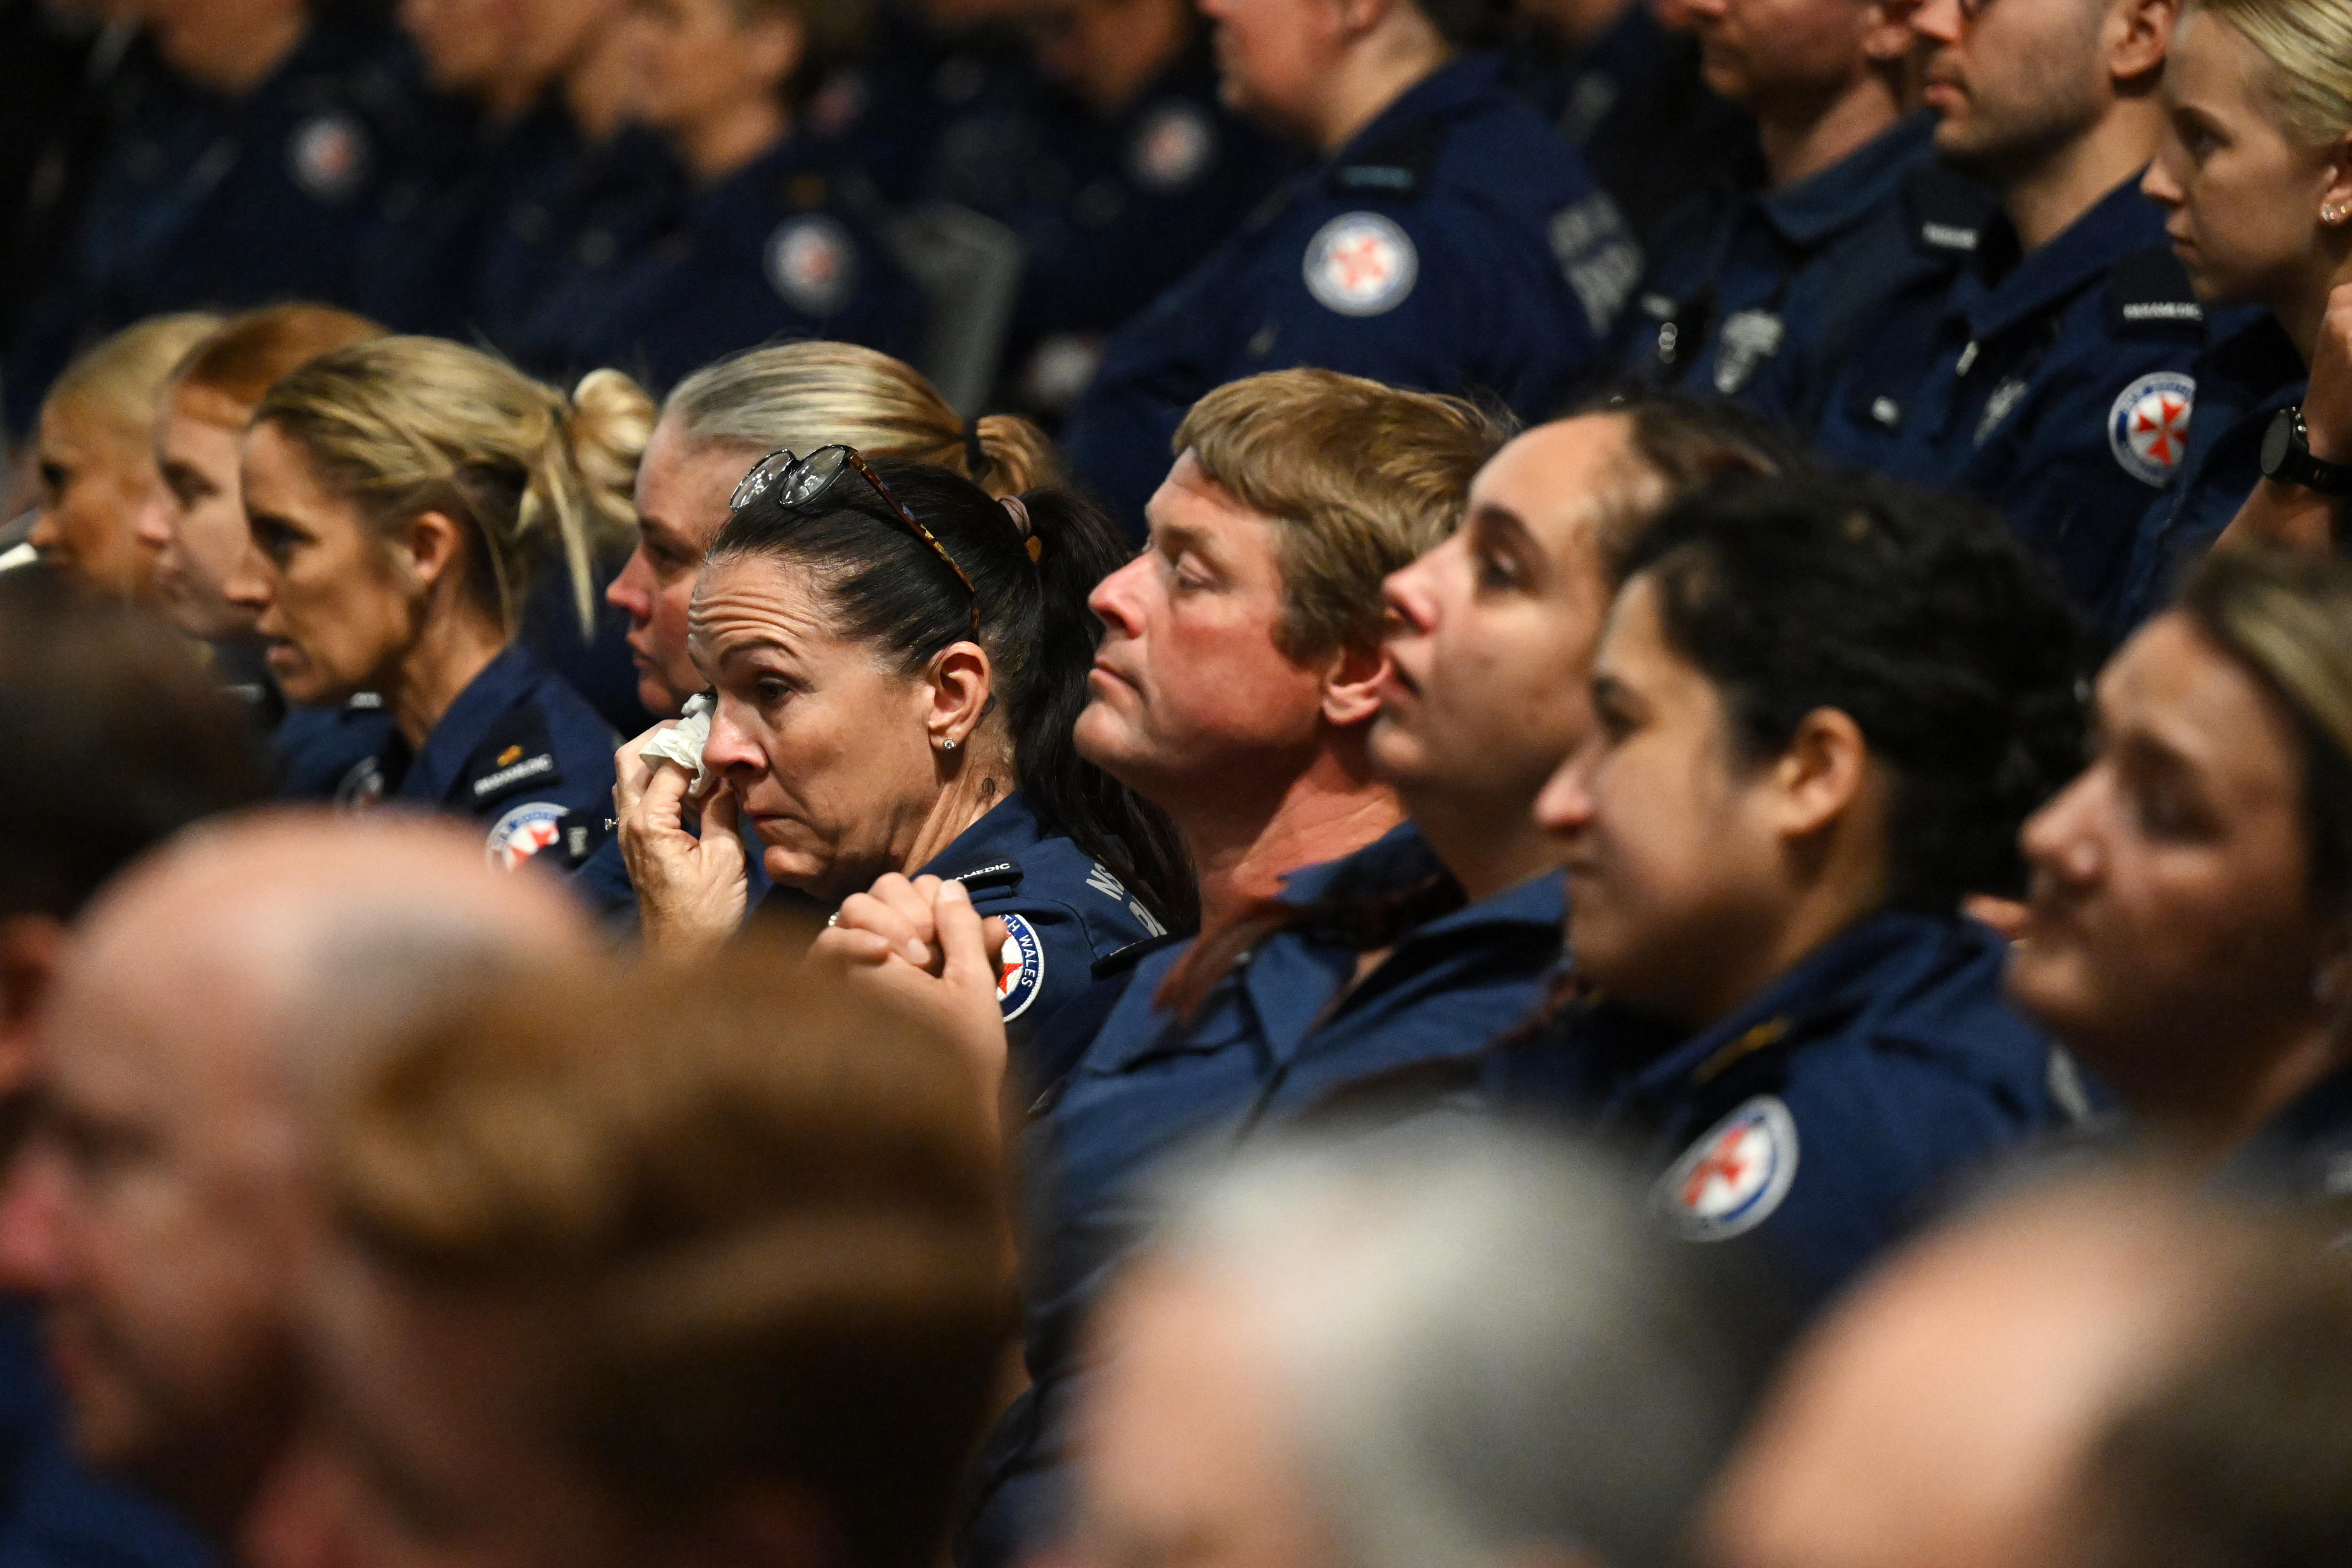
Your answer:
[616,449,1191,1073]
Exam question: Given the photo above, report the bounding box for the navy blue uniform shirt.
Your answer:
[2106,310,2305,640]
[474,125,685,378]
[924,32,1303,419]
[1502,2,1761,252]
[328,642,618,874]
[1486,910,2095,1308]
[1061,53,1641,532]
[1620,114,1963,424]
[1812,177,2209,610]
[564,135,922,391]
[962,826,1564,1566]
[4,10,420,423]
[805,3,1039,204]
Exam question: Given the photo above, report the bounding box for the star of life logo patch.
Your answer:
[1303,212,1417,317]
[1654,1095,1800,1242]
[485,801,569,871]
[287,111,369,203]
[765,215,856,317]
[1129,102,1216,193]
[2109,370,2196,487]
[994,912,1047,1021]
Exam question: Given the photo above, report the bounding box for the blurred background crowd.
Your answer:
[7,0,2352,1564]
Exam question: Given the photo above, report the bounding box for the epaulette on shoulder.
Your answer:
[2107,245,2205,337]
[1325,118,1446,199]
[1903,162,2002,258]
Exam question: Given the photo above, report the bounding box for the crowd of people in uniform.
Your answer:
[7,0,2352,1561]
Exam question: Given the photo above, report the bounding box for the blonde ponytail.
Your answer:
[664,341,1062,500]
[254,338,652,636]
[2191,0,2352,146]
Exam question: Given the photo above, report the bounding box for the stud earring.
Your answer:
[2326,203,2348,225]
[938,736,957,752]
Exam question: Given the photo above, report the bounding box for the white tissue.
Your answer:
[639,692,714,790]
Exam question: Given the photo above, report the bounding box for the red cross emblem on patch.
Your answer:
[1303,212,1418,317]
[2110,371,2198,487]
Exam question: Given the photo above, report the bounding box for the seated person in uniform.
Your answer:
[276,944,1014,1568]
[1478,473,2096,1309]
[2117,0,2352,632]
[1811,0,2206,615]
[932,0,1298,421]
[1618,0,1953,424]
[2007,549,2352,1222]
[28,313,222,600]
[614,451,1189,1067]
[550,0,922,389]
[824,384,1784,1567]
[1065,1127,1776,1568]
[0,573,266,1568]
[222,336,647,875]
[135,303,394,799]
[1058,0,1643,532]
[0,813,593,1562]
[585,340,1059,914]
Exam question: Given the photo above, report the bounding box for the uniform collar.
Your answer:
[1329,51,1504,170]
[1959,174,2167,342]
[2200,307,2308,406]
[399,642,548,804]
[1615,908,1980,1101]
[916,791,1048,885]
[1759,111,1936,249]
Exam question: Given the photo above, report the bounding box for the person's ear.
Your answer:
[402,509,470,597]
[926,641,996,752]
[0,916,64,1108]
[2320,134,2352,232]
[1332,0,1395,42]
[743,8,807,92]
[2106,0,2176,89]
[1319,640,1388,727]
[1765,706,1871,843]
[1859,0,1913,65]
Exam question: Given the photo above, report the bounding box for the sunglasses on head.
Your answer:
[730,445,980,637]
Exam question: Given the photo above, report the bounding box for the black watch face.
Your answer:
[2263,406,2296,478]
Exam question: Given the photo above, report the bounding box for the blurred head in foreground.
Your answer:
[1066,1126,1776,1568]
[296,941,1016,1568]
[0,812,591,1545]
[1700,1169,2323,1568]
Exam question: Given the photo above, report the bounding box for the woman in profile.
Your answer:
[228,336,651,872]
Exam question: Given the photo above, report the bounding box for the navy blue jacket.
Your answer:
[1502,2,1760,252]
[4,10,421,423]
[564,135,922,391]
[2106,310,2306,640]
[803,3,1039,205]
[962,827,1564,1568]
[1620,115,1967,425]
[1812,178,2210,611]
[1061,53,1640,532]
[327,642,618,874]
[923,32,1304,418]
[1486,910,2094,1307]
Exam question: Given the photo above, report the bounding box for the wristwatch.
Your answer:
[2260,405,2352,495]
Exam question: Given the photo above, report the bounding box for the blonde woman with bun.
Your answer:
[582,340,1058,913]
[226,337,655,873]
[26,313,223,597]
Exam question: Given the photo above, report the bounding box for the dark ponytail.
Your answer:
[709,461,1195,931]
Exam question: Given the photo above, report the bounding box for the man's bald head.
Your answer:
[0,811,591,1540]
[1700,1173,2260,1568]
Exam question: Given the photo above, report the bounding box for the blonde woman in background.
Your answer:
[135,303,397,799]
[2117,0,2352,629]
[582,339,1058,914]
[20,313,222,594]
[225,337,653,873]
